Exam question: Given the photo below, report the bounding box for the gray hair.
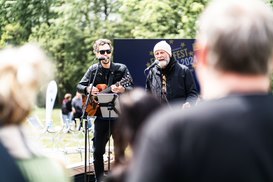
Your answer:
[197,0,273,75]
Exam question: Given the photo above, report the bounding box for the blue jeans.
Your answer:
[62,112,72,129]
[78,116,93,130]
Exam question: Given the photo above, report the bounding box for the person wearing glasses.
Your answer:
[77,38,133,182]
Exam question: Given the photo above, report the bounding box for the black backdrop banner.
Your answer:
[113,39,199,91]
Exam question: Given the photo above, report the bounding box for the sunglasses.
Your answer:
[98,49,111,54]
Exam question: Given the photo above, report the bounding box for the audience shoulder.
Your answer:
[139,106,187,139]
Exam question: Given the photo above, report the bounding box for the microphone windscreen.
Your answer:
[98,56,106,61]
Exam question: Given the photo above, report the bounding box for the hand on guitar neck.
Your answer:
[110,84,126,93]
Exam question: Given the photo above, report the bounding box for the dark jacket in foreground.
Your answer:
[128,93,273,182]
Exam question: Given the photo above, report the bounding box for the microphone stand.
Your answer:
[98,94,119,174]
[143,60,159,75]
[80,62,100,182]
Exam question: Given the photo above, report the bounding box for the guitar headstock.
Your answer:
[118,75,133,87]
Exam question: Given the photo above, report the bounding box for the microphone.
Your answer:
[98,56,107,61]
[144,60,159,72]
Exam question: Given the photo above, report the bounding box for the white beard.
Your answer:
[158,59,170,69]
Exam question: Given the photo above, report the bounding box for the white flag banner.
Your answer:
[45,80,57,128]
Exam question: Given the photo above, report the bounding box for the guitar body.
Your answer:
[82,84,108,116]
[82,76,132,116]
[82,95,99,116]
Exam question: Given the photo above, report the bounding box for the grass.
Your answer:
[27,107,115,174]
[27,107,94,167]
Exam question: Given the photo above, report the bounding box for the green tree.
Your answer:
[118,0,207,38]
[1,0,273,102]
[0,0,54,46]
[30,0,123,104]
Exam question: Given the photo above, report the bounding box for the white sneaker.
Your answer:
[63,128,70,133]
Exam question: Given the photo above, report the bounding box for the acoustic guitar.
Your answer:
[82,76,132,116]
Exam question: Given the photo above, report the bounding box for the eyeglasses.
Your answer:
[98,49,111,55]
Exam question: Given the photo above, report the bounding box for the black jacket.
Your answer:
[77,62,133,95]
[145,58,198,105]
[128,94,273,182]
[61,99,72,114]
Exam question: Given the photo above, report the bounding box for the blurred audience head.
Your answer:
[0,43,53,126]
[195,0,273,98]
[118,87,161,147]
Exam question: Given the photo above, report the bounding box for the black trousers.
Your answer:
[93,116,116,181]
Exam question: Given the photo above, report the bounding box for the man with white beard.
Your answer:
[145,40,198,108]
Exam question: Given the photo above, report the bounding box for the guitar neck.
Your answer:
[100,86,112,93]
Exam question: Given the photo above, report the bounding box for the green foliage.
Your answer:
[1,0,273,103]
[0,0,54,46]
[30,0,122,102]
[0,23,25,46]
[118,0,207,38]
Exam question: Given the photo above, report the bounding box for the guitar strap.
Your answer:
[97,66,115,116]
[108,64,115,87]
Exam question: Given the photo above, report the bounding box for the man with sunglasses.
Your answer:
[77,38,133,182]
